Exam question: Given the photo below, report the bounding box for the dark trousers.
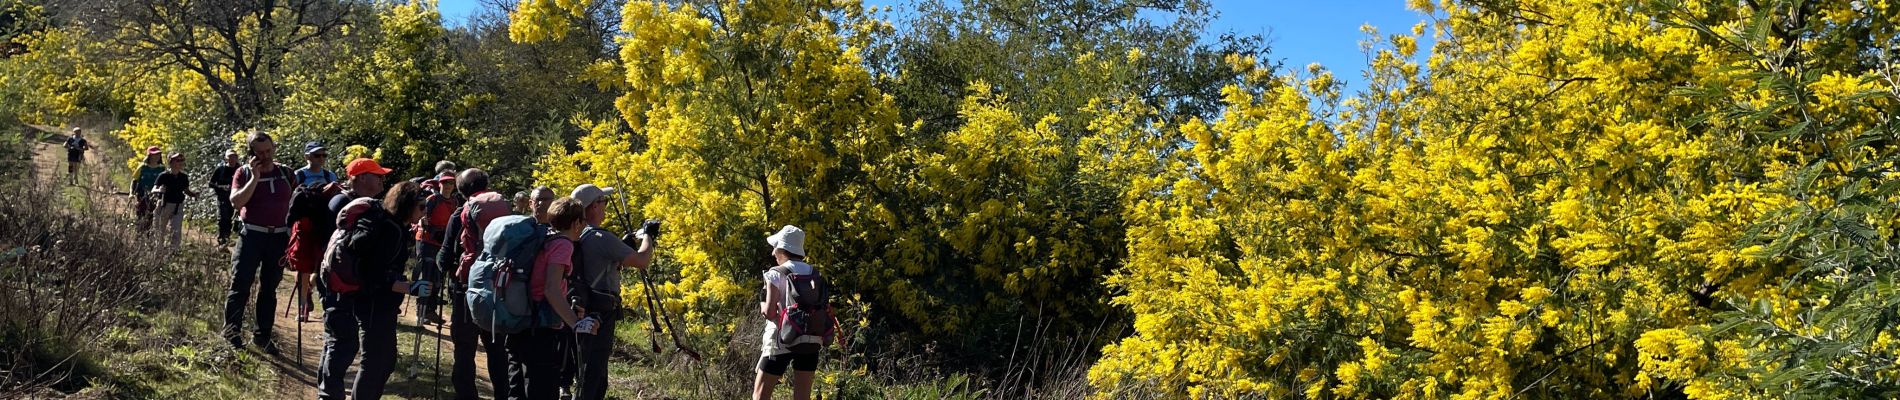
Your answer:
[505,328,569,400]
[574,309,619,400]
[214,192,234,244]
[413,243,443,316]
[450,286,511,400]
[224,229,287,345]
[316,291,401,400]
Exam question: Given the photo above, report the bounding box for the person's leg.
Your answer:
[519,330,562,400]
[790,352,818,400]
[754,355,788,400]
[160,203,183,249]
[449,288,481,400]
[252,232,287,348]
[575,312,616,400]
[216,199,234,245]
[315,293,360,400]
[489,331,514,398]
[136,197,153,231]
[223,230,260,347]
[352,294,402,399]
[504,333,528,400]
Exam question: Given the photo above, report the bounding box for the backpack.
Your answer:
[64,137,82,151]
[773,264,835,348]
[319,198,389,294]
[283,182,344,273]
[466,215,549,335]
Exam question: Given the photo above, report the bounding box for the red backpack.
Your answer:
[283,182,343,273]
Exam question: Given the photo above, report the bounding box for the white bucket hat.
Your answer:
[766,225,806,257]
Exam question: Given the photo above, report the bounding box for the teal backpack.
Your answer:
[465,215,547,335]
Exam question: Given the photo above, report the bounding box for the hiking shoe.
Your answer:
[256,340,280,356]
[227,337,246,350]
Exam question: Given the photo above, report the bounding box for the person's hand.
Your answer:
[408,280,433,297]
[640,220,662,240]
[573,316,599,335]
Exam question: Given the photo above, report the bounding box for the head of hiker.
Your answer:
[303,142,327,166]
[434,160,457,176]
[455,168,489,196]
[247,131,275,165]
[345,158,392,198]
[223,150,239,166]
[530,186,556,222]
[386,180,427,225]
[167,152,185,170]
[571,184,616,226]
[71,127,82,138]
[768,225,806,264]
[144,146,163,166]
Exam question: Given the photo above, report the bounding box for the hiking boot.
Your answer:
[227,336,246,350]
[256,340,280,356]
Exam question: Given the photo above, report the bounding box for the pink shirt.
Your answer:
[531,237,574,302]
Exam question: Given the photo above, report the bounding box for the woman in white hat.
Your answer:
[754,225,827,400]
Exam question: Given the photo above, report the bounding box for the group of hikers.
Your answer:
[67,129,835,400]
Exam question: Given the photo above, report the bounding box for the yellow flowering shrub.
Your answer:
[1093,0,1898,398]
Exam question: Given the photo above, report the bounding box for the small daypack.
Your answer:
[773,264,835,348]
[467,215,549,335]
[319,198,388,294]
[284,182,343,273]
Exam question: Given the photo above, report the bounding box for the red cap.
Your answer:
[145,146,162,155]
[345,158,393,177]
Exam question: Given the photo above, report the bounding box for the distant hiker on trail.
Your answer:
[754,225,834,400]
[226,131,293,354]
[295,141,338,188]
[315,164,431,400]
[210,150,240,246]
[504,197,599,400]
[568,184,657,400]
[63,127,93,186]
[152,152,200,251]
[447,168,514,399]
[513,190,531,217]
[131,147,166,232]
[412,170,460,325]
[435,160,457,176]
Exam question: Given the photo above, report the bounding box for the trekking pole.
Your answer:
[408,294,425,379]
[641,269,701,361]
[608,198,665,354]
[432,314,443,400]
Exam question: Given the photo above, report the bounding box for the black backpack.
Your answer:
[321,199,390,294]
[772,264,834,348]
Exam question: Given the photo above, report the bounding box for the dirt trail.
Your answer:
[24,124,492,399]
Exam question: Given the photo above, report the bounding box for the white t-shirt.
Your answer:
[761,260,823,356]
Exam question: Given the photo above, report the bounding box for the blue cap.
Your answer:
[304,141,326,155]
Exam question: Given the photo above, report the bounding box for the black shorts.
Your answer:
[757,351,819,376]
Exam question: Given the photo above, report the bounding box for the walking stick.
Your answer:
[408,294,425,380]
[641,269,701,361]
[608,199,665,354]
[432,313,444,400]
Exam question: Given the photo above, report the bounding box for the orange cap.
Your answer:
[345,158,393,177]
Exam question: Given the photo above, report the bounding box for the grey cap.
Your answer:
[571,184,618,207]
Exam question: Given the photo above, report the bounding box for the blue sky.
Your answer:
[435,0,1431,86]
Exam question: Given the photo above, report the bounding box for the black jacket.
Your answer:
[337,199,413,294]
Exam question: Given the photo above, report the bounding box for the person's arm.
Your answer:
[231,166,258,207]
[542,245,580,327]
[760,272,784,319]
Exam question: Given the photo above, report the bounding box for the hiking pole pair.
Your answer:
[605,197,667,355]
[608,196,700,361]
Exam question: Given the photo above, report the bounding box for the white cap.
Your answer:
[766,225,806,257]
[571,184,617,207]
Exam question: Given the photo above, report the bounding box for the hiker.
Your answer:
[295,141,339,188]
[504,197,599,400]
[315,176,433,400]
[513,191,531,216]
[63,127,93,186]
[435,160,457,176]
[754,225,832,400]
[446,168,515,399]
[529,186,556,224]
[131,147,166,232]
[568,184,658,400]
[152,152,200,250]
[210,150,240,246]
[412,170,460,325]
[226,131,294,353]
